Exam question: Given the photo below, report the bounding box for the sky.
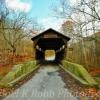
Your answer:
[5,0,78,30]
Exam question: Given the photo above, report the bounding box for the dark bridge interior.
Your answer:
[36,38,65,61]
[31,29,70,63]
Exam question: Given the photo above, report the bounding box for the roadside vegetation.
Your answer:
[61,60,99,87]
[0,61,37,87]
[0,1,41,78]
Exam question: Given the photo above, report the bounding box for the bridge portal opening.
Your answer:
[45,50,56,61]
[35,38,66,62]
[31,28,70,63]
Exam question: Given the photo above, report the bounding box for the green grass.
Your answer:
[62,60,98,86]
[94,77,100,83]
[0,75,3,80]
[0,61,37,87]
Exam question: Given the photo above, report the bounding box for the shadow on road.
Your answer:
[38,60,61,66]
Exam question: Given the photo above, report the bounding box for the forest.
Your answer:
[53,0,100,72]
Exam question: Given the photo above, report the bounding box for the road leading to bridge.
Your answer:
[4,64,77,100]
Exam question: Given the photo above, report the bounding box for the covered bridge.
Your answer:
[31,28,70,63]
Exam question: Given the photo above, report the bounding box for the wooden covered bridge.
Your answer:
[31,28,70,63]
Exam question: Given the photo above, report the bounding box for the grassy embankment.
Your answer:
[0,61,38,87]
[61,60,99,87]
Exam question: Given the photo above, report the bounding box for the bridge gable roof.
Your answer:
[31,28,70,41]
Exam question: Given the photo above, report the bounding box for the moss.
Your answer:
[0,61,36,87]
[94,77,100,83]
[0,71,15,83]
[62,60,98,86]
[0,75,3,80]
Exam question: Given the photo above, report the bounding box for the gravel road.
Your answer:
[4,64,77,100]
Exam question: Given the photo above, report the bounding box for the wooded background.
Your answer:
[52,0,100,71]
[0,0,100,75]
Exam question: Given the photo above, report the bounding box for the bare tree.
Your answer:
[0,3,41,64]
[52,0,100,69]
[1,11,30,54]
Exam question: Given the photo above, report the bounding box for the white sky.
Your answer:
[5,0,77,31]
[5,0,32,12]
[5,0,100,35]
[69,0,81,6]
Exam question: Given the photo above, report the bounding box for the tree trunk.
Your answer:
[81,38,89,71]
[11,47,16,64]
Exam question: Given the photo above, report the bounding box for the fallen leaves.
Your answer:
[59,68,100,99]
[84,88,97,96]
[0,88,7,96]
